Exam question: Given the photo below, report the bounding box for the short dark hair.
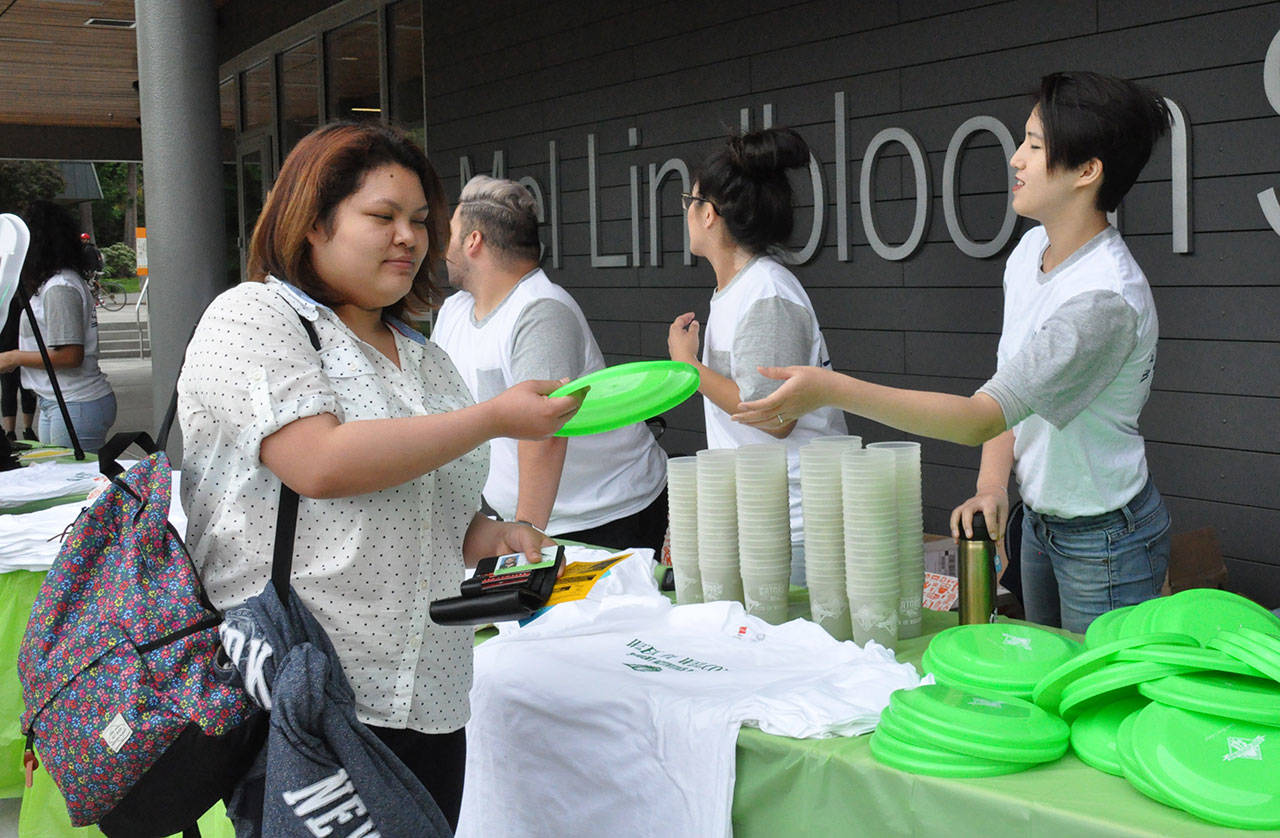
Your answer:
[692,127,810,253]
[1035,71,1171,213]
[455,175,541,263]
[248,121,449,318]
[19,200,91,295]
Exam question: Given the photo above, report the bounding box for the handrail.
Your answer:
[133,277,149,358]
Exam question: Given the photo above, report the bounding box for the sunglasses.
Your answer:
[680,192,717,212]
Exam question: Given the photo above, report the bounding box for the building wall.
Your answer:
[422,0,1280,605]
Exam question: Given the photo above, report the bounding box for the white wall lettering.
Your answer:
[1258,28,1280,235]
[588,133,627,268]
[943,115,1018,259]
[861,127,930,261]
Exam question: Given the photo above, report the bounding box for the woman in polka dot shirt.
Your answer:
[177,122,581,828]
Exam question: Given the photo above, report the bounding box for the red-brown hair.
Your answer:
[247,121,449,318]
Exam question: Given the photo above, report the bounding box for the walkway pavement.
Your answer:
[99,291,155,437]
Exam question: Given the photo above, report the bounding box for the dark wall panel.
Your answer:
[424,0,1280,604]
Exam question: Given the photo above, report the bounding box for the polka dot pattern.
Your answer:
[177,278,487,733]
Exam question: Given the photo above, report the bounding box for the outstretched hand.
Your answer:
[487,379,586,440]
[732,365,834,429]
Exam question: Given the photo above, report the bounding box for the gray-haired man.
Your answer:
[432,176,668,553]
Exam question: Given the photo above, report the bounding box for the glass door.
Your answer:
[235,133,273,282]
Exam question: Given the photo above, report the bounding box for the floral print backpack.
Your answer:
[17,434,264,834]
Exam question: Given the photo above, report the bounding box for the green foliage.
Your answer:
[91,162,145,248]
[0,161,65,214]
[101,242,137,278]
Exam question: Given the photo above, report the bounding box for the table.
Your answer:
[6,512,1274,836]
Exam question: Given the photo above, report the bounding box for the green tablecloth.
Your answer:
[732,607,1279,838]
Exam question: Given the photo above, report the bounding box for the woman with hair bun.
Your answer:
[667,127,847,581]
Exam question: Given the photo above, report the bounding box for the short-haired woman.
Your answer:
[667,127,848,582]
[734,72,1173,633]
[0,200,116,451]
[178,122,581,827]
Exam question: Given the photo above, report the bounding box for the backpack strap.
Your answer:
[17,284,85,460]
[271,315,320,603]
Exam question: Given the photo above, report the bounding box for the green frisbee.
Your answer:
[889,684,1069,763]
[1127,702,1280,829]
[1208,630,1280,685]
[1144,588,1280,645]
[1115,643,1263,677]
[871,709,1033,778]
[1085,605,1135,648]
[1139,671,1280,726]
[1056,660,1192,722]
[922,623,1081,699]
[549,361,699,437]
[1031,632,1198,715]
[1115,596,1167,639]
[1069,694,1149,776]
[1115,710,1179,809]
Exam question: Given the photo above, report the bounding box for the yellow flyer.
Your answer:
[542,552,632,607]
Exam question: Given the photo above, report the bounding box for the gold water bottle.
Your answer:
[958,511,997,624]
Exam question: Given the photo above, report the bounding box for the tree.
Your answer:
[92,162,145,248]
[0,161,65,215]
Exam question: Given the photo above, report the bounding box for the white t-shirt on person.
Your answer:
[978,226,1157,517]
[17,269,111,403]
[432,268,667,535]
[702,255,847,540]
[178,277,485,734]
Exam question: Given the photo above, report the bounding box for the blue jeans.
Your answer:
[1021,477,1170,634]
[37,392,117,453]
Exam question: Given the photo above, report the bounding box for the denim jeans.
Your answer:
[37,391,117,453]
[1020,477,1171,634]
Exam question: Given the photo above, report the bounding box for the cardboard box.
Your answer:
[1161,527,1229,595]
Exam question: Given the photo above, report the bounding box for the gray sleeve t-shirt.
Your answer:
[731,296,815,402]
[41,284,87,346]
[509,298,588,383]
[979,289,1139,431]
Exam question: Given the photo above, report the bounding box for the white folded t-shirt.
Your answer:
[459,554,921,838]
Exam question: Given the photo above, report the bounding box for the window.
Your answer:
[279,38,320,156]
[325,13,380,122]
[388,0,425,144]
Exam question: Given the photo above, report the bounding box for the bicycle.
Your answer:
[88,273,127,311]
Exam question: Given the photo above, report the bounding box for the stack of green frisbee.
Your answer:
[921,623,1081,700]
[1031,632,1197,716]
[1066,591,1280,829]
[1116,701,1280,829]
[871,684,1069,777]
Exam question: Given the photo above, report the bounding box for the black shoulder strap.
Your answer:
[17,284,85,460]
[271,315,321,603]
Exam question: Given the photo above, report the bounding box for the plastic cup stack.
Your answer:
[666,456,702,604]
[867,441,926,639]
[696,448,742,604]
[735,444,792,624]
[841,447,900,647]
[799,436,862,640]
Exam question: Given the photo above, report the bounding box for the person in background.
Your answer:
[0,200,115,451]
[733,72,1172,634]
[178,122,582,829]
[1,295,37,442]
[667,127,848,583]
[433,175,669,554]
